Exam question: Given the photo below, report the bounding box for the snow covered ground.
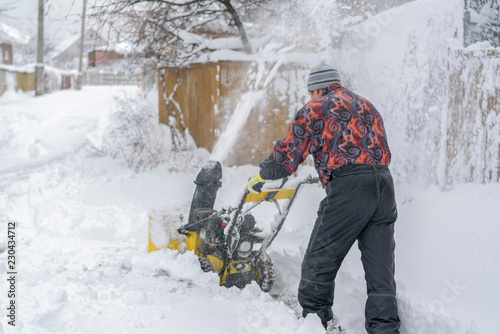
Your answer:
[0,86,498,334]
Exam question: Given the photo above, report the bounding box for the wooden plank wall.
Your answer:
[0,68,35,95]
[447,48,500,183]
[158,61,310,166]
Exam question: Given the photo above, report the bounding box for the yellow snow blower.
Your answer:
[148,160,318,292]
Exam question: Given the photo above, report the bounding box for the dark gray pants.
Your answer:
[298,165,400,334]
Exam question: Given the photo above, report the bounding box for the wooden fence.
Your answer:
[447,48,500,183]
[0,67,78,95]
[160,54,500,184]
[0,67,138,96]
[83,72,140,86]
[0,68,35,95]
[159,61,310,166]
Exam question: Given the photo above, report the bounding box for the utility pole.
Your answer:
[77,0,87,89]
[464,0,472,47]
[35,0,44,96]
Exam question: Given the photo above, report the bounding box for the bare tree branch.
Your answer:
[216,0,251,53]
[90,0,269,65]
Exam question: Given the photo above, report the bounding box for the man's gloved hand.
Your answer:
[246,173,266,194]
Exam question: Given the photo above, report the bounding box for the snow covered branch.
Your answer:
[89,0,269,68]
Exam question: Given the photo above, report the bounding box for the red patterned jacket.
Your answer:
[259,83,391,186]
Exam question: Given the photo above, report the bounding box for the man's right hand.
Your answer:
[246,173,266,194]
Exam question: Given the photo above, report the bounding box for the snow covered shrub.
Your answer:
[43,66,62,93]
[104,89,207,173]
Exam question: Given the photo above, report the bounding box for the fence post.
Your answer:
[35,0,45,96]
[77,0,87,90]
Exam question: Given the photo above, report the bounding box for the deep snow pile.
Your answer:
[1,86,498,334]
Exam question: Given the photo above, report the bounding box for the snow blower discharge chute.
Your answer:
[148,160,318,292]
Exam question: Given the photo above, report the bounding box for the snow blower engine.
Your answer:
[148,160,318,292]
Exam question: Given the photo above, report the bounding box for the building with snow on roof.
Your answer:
[0,21,29,65]
[48,29,107,69]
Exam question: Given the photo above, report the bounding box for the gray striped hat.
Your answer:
[307,64,341,91]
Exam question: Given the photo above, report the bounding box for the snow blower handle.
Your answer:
[255,174,320,258]
[303,174,320,185]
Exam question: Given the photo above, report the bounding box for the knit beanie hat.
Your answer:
[307,64,341,91]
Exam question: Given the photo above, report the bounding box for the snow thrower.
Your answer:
[148,160,318,292]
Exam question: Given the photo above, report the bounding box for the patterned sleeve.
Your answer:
[259,107,313,180]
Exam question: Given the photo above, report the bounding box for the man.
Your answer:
[246,64,400,333]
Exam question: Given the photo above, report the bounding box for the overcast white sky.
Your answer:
[1,0,85,44]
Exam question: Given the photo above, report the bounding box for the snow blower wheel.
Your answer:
[256,253,275,292]
[199,257,217,273]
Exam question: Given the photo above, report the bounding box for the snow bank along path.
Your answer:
[1,87,498,334]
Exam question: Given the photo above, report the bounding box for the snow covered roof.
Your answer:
[50,34,81,58]
[112,42,134,54]
[0,21,29,45]
[177,29,248,51]
[48,29,107,61]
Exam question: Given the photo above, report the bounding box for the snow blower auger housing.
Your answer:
[148,160,318,292]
